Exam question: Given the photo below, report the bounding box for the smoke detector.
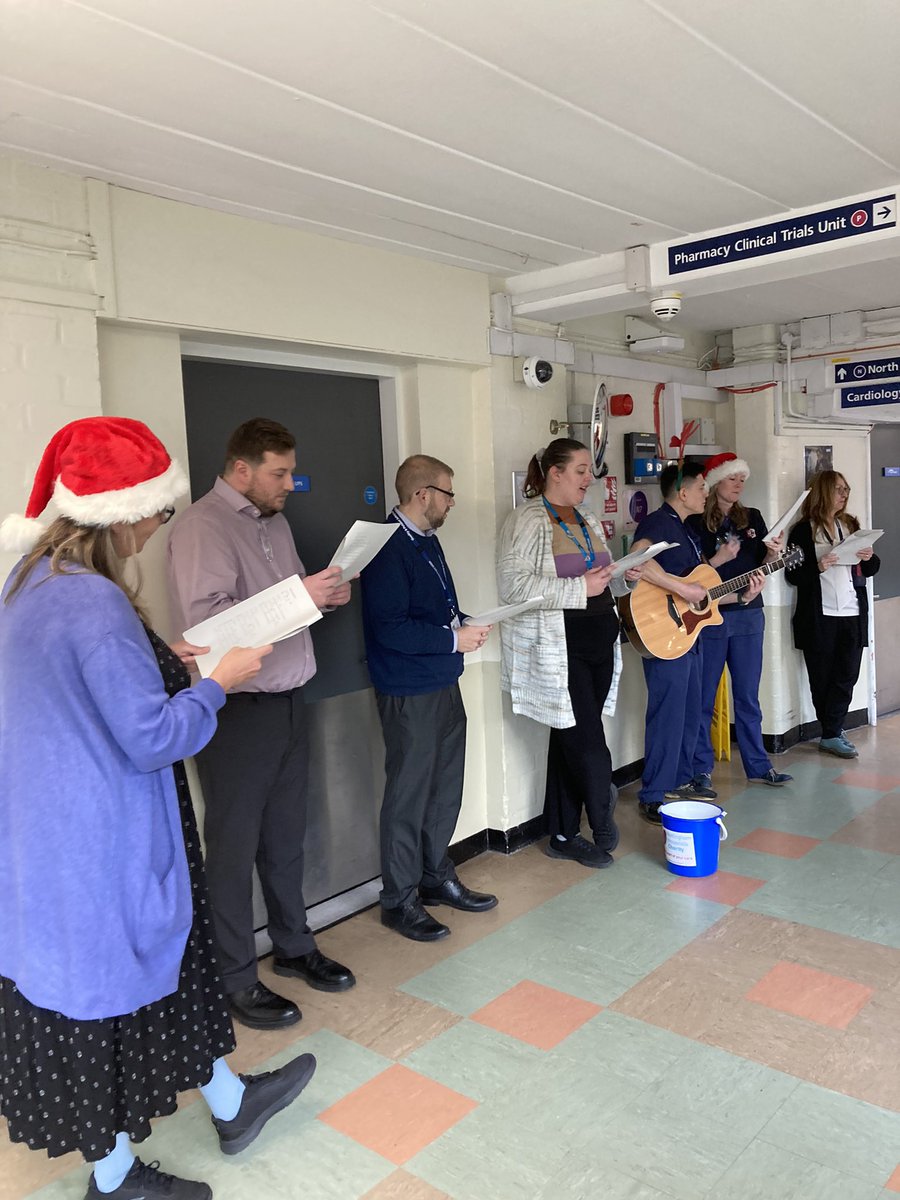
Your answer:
[649,293,682,321]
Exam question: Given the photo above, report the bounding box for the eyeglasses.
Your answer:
[835,486,850,496]
[425,484,455,500]
[159,506,176,524]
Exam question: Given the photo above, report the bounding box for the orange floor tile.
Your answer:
[745,960,874,1030]
[733,827,821,858]
[665,869,766,905]
[469,979,601,1050]
[318,1064,477,1165]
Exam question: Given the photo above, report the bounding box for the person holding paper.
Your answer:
[361,455,498,941]
[497,439,642,868]
[687,452,792,789]
[786,470,880,759]
[0,418,316,1200]
[168,417,356,1032]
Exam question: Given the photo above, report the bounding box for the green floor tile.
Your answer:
[713,1139,882,1200]
[759,1081,900,1185]
[402,1020,545,1104]
[552,1011,697,1089]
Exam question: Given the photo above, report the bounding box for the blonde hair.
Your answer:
[703,490,750,533]
[5,517,148,622]
[395,455,453,503]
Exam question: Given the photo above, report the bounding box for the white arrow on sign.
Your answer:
[837,367,848,379]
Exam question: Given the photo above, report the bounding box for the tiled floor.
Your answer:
[6,718,900,1198]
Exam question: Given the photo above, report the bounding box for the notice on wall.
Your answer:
[603,475,618,513]
[601,519,616,543]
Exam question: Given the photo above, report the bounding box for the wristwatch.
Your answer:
[735,592,748,607]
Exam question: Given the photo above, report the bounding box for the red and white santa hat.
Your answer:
[703,451,750,491]
[0,416,188,553]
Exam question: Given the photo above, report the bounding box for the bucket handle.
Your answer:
[716,815,728,843]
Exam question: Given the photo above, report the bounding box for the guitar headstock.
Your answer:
[783,545,804,568]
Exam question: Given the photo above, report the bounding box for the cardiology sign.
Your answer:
[840,383,900,410]
[667,194,896,276]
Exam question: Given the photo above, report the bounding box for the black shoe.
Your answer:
[639,802,663,825]
[85,1158,211,1199]
[420,878,498,912]
[213,1052,317,1156]
[544,834,613,869]
[227,981,301,1031]
[272,948,356,992]
[749,768,793,787]
[594,783,620,853]
[381,899,450,941]
[664,784,695,801]
[689,774,719,799]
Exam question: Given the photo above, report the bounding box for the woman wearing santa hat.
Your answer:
[0,418,315,1199]
[686,452,793,790]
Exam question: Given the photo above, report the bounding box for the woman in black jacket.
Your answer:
[786,470,879,758]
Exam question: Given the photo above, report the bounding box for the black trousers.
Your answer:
[544,614,617,841]
[802,616,864,740]
[376,684,466,909]
[196,690,315,994]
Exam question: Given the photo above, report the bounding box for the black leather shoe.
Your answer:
[213,1052,317,1156]
[381,899,450,941]
[420,878,498,912]
[85,1158,211,1199]
[227,981,301,1031]
[273,948,356,992]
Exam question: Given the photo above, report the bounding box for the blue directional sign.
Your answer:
[834,357,900,384]
[840,383,900,409]
[668,194,896,276]
[291,474,310,492]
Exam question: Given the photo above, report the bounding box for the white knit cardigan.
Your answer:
[497,498,623,729]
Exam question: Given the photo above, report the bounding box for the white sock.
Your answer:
[91,1132,135,1194]
[200,1056,246,1122]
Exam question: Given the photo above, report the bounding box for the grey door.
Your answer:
[870,424,900,716]
[181,357,387,910]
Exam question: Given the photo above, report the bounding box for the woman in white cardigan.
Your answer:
[497,439,639,869]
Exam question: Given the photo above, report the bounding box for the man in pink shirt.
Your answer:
[168,418,355,1031]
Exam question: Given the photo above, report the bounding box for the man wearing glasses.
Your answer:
[361,455,497,941]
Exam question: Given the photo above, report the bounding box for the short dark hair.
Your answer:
[395,455,453,503]
[660,460,704,500]
[224,418,295,470]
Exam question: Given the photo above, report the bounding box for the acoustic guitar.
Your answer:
[617,546,804,660]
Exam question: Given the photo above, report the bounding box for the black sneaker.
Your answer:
[638,802,663,825]
[749,768,793,787]
[689,774,718,799]
[213,1052,317,1156]
[544,834,613,869]
[85,1158,211,1199]
[594,783,620,853]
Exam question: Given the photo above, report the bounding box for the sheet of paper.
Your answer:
[609,541,680,578]
[184,574,322,677]
[765,490,809,543]
[464,597,544,626]
[817,529,883,565]
[328,520,399,581]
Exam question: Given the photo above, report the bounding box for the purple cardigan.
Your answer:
[0,558,225,1020]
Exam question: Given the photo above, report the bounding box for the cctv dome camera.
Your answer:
[649,294,682,321]
[522,356,554,389]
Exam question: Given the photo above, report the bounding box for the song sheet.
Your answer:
[184,574,322,678]
[609,541,680,579]
[464,597,544,626]
[765,490,810,543]
[328,521,399,581]
[817,529,884,565]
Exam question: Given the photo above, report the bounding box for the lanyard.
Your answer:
[667,506,702,563]
[542,498,596,568]
[397,519,458,620]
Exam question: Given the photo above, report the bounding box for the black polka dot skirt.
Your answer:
[0,632,236,1162]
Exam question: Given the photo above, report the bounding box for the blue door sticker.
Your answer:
[363,485,378,506]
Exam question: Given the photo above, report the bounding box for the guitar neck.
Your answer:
[707,554,790,600]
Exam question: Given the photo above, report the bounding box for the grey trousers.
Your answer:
[196,689,315,994]
[376,683,467,909]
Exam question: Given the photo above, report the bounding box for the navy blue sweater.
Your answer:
[361,514,465,696]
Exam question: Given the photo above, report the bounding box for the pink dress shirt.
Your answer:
[167,476,317,693]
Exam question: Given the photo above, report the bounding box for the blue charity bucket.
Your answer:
[658,800,728,878]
